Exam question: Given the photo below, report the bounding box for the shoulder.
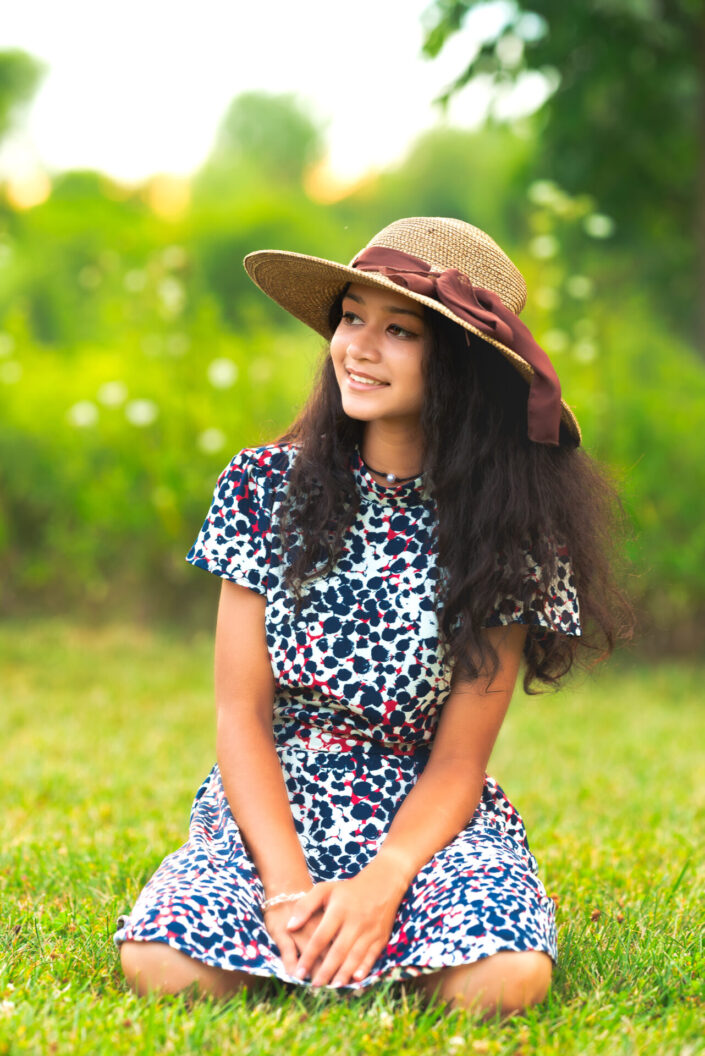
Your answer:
[219,440,301,494]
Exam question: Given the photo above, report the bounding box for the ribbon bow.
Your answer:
[351,246,562,445]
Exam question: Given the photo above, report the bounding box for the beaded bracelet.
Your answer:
[261,890,310,911]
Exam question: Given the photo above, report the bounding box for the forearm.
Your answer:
[216,710,312,896]
[367,758,485,889]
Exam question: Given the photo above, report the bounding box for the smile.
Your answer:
[346,371,389,390]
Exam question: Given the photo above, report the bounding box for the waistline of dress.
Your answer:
[273,722,432,760]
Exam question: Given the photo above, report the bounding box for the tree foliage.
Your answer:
[0,49,46,144]
[421,0,703,345]
[199,91,325,188]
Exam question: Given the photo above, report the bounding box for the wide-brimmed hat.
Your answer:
[244,216,581,446]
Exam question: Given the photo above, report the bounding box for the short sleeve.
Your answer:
[185,448,271,596]
[483,543,581,637]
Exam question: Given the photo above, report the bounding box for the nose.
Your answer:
[345,323,381,360]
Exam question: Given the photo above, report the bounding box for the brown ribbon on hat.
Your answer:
[351,246,562,445]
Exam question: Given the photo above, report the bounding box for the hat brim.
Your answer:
[244,249,582,445]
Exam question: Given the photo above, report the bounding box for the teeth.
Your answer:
[349,372,385,386]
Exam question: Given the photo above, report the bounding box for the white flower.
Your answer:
[0,361,21,384]
[534,286,558,310]
[67,400,99,427]
[151,486,174,509]
[541,329,569,353]
[167,333,190,357]
[207,358,238,389]
[574,340,598,363]
[575,317,595,337]
[0,1000,15,1015]
[495,32,524,68]
[566,275,594,299]
[97,380,128,406]
[197,427,227,454]
[529,234,559,259]
[125,399,158,426]
[249,359,272,384]
[583,213,615,238]
[162,245,188,269]
[78,265,102,290]
[141,334,162,357]
[158,277,185,316]
[0,333,15,357]
[124,269,147,293]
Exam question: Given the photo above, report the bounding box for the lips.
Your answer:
[346,368,388,384]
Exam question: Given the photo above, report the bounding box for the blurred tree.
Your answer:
[341,124,533,250]
[196,91,325,191]
[421,0,703,350]
[0,48,46,144]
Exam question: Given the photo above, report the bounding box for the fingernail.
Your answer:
[295,966,306,979]
[287,916,299,928]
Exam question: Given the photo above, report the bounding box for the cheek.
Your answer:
[329,333,346,370]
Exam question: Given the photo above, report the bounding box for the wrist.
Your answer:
[261,871,314,900]
[261,889,311,912]
[366,844,416,894]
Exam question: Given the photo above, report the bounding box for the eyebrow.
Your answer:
[344,290,425,322]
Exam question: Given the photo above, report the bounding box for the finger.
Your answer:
[309,929,360,988]
[349,944,383,985]
[273,929,299,975]
[326,937,379,988]
[286,885,328,931]
[294,913,342,980]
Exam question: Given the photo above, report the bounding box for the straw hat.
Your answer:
[244,216,581,445]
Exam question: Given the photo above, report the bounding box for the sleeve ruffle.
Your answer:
[185,448,272,596]
[483,543,581,637]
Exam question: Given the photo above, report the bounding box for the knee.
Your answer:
[494,951,552,1014]
[121,940,173,996]
[439,950,553,1018]
[120,940,206,997]
[120,940,261,1000]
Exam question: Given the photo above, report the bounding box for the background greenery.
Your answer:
[1,15,703,647]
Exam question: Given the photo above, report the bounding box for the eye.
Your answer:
[387,323,418,339]
[340,309,362,325]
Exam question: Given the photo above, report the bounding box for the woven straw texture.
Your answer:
[244,217,581,443]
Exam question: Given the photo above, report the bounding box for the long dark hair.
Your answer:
[274,288,634,693]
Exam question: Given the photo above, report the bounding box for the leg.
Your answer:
[403,950,552,1019]
[120,940,269,999]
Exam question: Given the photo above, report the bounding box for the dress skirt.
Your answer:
[114,737,557,990]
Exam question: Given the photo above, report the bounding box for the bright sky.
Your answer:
[0,0,547,189]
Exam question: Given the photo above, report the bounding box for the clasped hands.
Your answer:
[263,860,409,988]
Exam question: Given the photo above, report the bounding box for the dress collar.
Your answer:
[350,446,433,507]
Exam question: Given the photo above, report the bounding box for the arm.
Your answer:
[289,622,528,987]
[214,579,317,969]
[371,621,528,887]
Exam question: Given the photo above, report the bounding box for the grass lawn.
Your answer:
[1,618,703,1055]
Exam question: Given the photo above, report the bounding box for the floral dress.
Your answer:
[114,441,581,988]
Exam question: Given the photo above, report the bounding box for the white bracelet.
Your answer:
[261,890,310,911]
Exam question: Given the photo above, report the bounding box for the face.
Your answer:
[330,282,428,428]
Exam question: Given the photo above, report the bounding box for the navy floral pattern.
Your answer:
[114,442,580,989]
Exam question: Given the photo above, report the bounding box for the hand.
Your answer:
[263,900,328,978]
[286,865,408,989]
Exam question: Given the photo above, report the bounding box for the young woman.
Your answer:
[116,217,631,1017]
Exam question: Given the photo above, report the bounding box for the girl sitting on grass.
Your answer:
[116,216,632,1017]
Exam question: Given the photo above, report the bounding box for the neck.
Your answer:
[360,421,424,483]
